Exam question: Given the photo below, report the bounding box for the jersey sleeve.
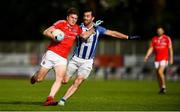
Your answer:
[97,26,107,35]
[167,36,172,47]
[150,37,155,47]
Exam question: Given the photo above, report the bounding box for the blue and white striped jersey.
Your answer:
[73,23,107,59]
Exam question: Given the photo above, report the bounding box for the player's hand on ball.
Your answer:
[52,29,65,42]
[128,35,141,40]
[55,35,64,42]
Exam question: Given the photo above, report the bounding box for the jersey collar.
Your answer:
[81,23,94,31]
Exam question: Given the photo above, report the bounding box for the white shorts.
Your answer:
[66,55,93,79]
[154,60,168,69]
[40,50,67,69]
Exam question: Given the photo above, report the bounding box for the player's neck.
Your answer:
[158,34,164,38]
[67,21,74,27]
[85,22,93,29]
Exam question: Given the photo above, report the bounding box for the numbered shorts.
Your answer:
[40,50,67,69]
[154,60,168,69]
[67,56,93,79]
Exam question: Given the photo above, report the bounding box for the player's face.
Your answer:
[67,14,78,26]
[157,28,164,36]
[83,11,94,26]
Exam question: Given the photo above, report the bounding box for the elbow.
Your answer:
[43,30,47,36]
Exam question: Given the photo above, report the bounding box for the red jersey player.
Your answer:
[30,7,94,106]
[144,27,174,94]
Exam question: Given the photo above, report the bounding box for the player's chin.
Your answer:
[69,22,76,26]
[83,20,89,25]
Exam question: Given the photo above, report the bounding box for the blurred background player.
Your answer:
[58,7,140,106]
[30,7,94,106]
[144,27,174,94]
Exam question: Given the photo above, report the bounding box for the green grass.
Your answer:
[0,78,180,111]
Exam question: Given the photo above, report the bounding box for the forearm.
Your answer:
[113,31,128,39]
[106,30,128,39]
[169,47,174,61]
[145,47,153,58]
[43,27,55,39]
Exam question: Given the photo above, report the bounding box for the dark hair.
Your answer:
[67,7,79,17]
[155,24,167,31]
[156,26,166,32]
[83,7,95,17]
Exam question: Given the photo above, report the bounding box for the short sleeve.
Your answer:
[97,26,107,35]
[167,36,172,47]
[151,38,155,47]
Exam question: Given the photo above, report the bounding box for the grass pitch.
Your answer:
[0,78,180,111]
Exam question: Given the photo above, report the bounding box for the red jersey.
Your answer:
[151,34,172,61]
[48,20,82,59]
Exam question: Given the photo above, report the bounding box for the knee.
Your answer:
[62,80,68,84]
[62,76,70,84]
[36,72,44,82]
[56,76,63,83]
[35,69,48,82]
[73,78,84,88]
[37,77,43,82]
[55,73,65,82]
[73,83,80,88]
[158,70,163,75]
[158,69,164,76]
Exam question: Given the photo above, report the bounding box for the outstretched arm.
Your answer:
[105,30,128,39]
[144,46,153,62]
[104,29,140,40]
